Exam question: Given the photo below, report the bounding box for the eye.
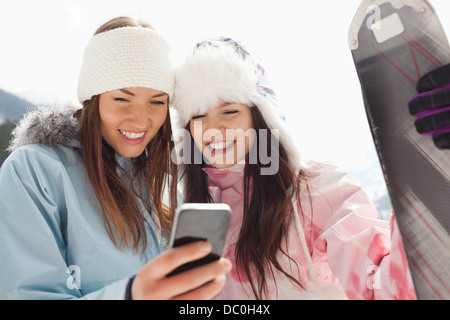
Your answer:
[224,110,238,115]
[191,114,205,120]
[151,100,167,106]
[113,97,128,102]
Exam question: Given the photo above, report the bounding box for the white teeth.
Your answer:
[119,130,145,139]
[209,141,234,150]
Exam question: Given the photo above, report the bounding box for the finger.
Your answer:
[144,241,212,279]
[172,274,227,300]
[163,258,232,298]
[166,251,220,278]
[408,86,450,116]
[433,132,450,149]
[417,64,450,92]
[415,111,450,134]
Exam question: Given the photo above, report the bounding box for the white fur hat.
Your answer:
[172,37,301,171]
[77,26,174,103]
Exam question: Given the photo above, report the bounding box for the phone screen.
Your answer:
[167,204,231,277]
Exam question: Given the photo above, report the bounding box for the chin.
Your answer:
[117,148,146,159]
[209,160,237,169]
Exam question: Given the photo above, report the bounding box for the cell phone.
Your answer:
[166,203,231,277]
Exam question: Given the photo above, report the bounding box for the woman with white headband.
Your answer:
[172,37,417,300]
[0,17,231,300]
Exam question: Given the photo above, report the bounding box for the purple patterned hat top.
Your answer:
[194,37,277,99]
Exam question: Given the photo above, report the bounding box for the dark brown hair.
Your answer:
[182,106,309,299]
[74,17,177,253]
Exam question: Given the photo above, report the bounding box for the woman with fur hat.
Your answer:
[0,17,231,300]
[171,37,417,300]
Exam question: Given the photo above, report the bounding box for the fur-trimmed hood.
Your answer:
[8,104,81,153]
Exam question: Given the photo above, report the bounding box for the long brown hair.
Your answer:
[182,106,309,299]
[74,17,178,253]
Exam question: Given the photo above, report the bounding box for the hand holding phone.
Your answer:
[131,241,231,300]
[167,203,231,277]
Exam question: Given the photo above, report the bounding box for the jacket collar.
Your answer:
[202,163,245,192]
[8,104,80,152]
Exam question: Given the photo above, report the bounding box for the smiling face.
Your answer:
[99,87,168,158]
[189,99,255,169]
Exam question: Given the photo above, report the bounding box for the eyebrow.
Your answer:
[119,89,168,99]
[119,89,135,96]
[153,93,169,98]
[217,101,233,108]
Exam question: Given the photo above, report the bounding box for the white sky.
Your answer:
[1,0,450,177]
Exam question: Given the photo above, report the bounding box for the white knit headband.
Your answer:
[77,26,174,103]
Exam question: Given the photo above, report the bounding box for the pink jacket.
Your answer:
[203,161,417,300]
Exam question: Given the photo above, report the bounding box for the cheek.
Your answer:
[231,110,254,132]
[232,117,255,141]
[146,108,168,137]
[99,110,116,128]
[243,111,254,131]
[155,110,168,128]
[98,102,118,132]
[190,122,203,148]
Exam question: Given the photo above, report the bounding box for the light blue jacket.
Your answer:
[0,105,168,299]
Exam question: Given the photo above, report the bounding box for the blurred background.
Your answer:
[1,0,450,219]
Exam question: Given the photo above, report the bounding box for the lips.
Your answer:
[119,129,145,139]
[208,140,234,150]
[118,129,147,145]
[205,140,235,155]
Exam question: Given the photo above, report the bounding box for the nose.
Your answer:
[128,103,150,130]
[205,116,226,132]
[201,117,229,143]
